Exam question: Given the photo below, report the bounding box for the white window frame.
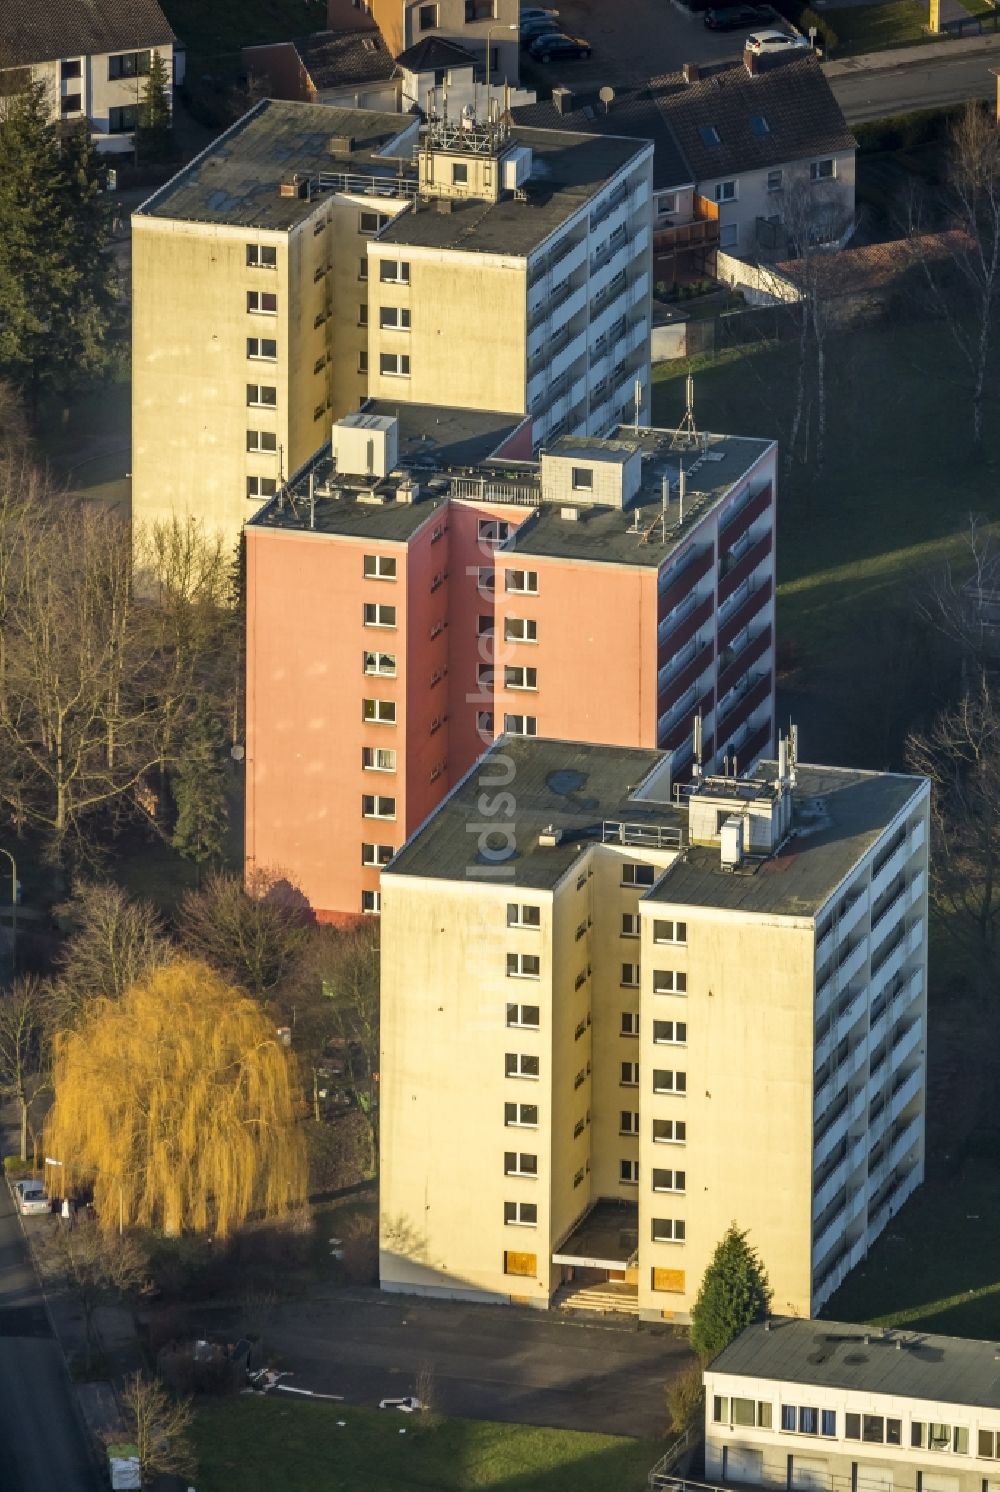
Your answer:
[363,651,396,677]
[361,793,396,819]
[652,1167,686,1193]
[653,1020,687,1045]
[620,1110,640,1136]
[653,1069,686,1095]
[246,429,277,453]
[653,969,687,994]
[505,666,537,691]
[246,384,277,407]
[246,476,277,499]
[361,889,381,914]
[621,1011,640,1037]
[505,569,538,595]
[379,352,410,377]
[506,953,541,979]
[652,1217,685,1243]
[507,904,541,929]
[714,180,737,203]
[247,244,278,268]
[246,290,277,314]
[810,158,836,182]
[653,1118,686,1145]
[363,698,396,725]
[653,920,687,945]
[364,554,397,580]
[621,863,654,888]
[719,223,738,250]
[620,1061,639,1086]
[247,337,277,361]
[363,604,396,628]
[380,259,410,283]
[505,1101,538,1128]
[503,1199,537,1226]
[620,963,640,988]
[504,1150,538,1177]
[361,842,393,867]
[379,306,411,331]
[362,747,396,773]
[767,169,783,193]
[506,1002,540,1030]
[621,913,640,938]
[505,617,537,643]
[504,714,537,736]
[619,1159,639,1184]
[360,210,390,235]
[505,1052,540,1080]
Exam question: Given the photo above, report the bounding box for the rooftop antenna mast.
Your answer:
[788,722,799,788]
[692,713,704,782]
[670,373,699,450]
[633,378,642,430]
[678,460,686,525]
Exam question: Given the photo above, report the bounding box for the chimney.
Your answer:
[745,49,760,76]
[682,62,701,84]
[552,85,575,115]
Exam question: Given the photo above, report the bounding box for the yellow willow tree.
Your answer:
[45,959,307,1236]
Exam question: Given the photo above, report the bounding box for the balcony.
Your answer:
[839,886,870,942]
[591,245,631,300]
[889,1064,923,1122]
[661,685,715,753]
[718,531,773,606]
[658,641,714,716]
[835,939,869,996]
[715,672,770,745]
[659,593,715,663]
[717,624,772,700]
[889,1114,922,1170]
[870,884,908,960]
[718,483,773,555]
[717,577,772,651]
[870,833,909,905]
[659,546,715,620]
[889,1014,923,1074]
[551,327,588,383]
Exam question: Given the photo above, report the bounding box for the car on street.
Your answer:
[13,1180,50,1216]
[520,15,560,42]
[520,6,559,20]
[527,31,592,60]
[744,27,810,51]
[704,4,771,28]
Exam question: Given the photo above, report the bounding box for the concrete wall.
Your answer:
[702,152,856,258]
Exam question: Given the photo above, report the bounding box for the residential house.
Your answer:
[243,27,399,111]
[327,0,521,89]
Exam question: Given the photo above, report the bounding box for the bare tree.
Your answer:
[0,976,48,1159]
[904,103,1000,448]
[37,1215,148,1371]
[914,513,1000,682]
[119,1373,196,1489]
[177,867,310,999]
[51,881,170,1020]
[906,673,1000,962]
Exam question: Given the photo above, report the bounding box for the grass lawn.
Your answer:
[824,1,935,54]
[36,371,131,510]
[161,0,323,62]
[193,1400,668,1492]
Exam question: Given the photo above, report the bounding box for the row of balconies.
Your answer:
[716,623,771,701]
[658,545,715,621]
[717,576,772,652]
[717,482,773,556]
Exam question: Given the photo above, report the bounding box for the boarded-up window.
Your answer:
[651,1267,685,1292]
[504,1250,536,1277]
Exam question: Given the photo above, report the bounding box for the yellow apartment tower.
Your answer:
[132,99,653,546]
[379,733,929,1321]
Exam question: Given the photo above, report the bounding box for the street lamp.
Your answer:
[485,23,518,104]
[0,846,16,976]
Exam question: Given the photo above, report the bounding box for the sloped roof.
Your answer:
[295,28,396,90]
[395,35,477,72]
[513,86,694,192]
[774,229,973,297]
[651,54,855,181]
[1,0,175,68]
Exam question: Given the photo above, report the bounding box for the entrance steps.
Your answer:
[553,1281,639,1316]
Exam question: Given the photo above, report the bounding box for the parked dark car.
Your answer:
[527,31,592,60]
[704,4,771,27]
[519,15,560,42]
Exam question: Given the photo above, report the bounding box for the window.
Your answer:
[247,337,277,360]
[501,1056,540,1080]
[657,192,678,216]
[507,904,541,929]
[801,1408,819,1436]
[246,384,277,408]
[247,244,277,268]
[750,115,770,137]
[621,1012,640,1037]
[652,1168,685,1192]
[504,1249,536,1276]
[911,1424,968,1454]
[506,1003,540,1029]
[357,304,369,328]
[61,59,82,80]
[363,603,396,627]
[822,1411,836,1437]
[465,0,494,16]
[477,710,494,734]
[476,615,493,637]
[621,913,640,938]
[505,666,537,691]
[732,1398,766,1427]
[505,570,538,594]
[364,554,397,580]
[621,963,640,987]
[622,864,655,888]
[363,698,396,724]
[699,125,721,147]
[363,651,396,677]
[980,1430,1000,1459]
[620,1159,639,1184]
[653,920,687,944]
[477,567,496,594]
[362,747,396,772]
[507,953,540,979]
[811,158,835,181]
[246,476,277,499]
[380,259,410,283]
[652,1218,685,1242]
[246,430,278,452]
[358,351,369,374]
[359,258,369,281]
[620,1110,640,1135]
[361,889,381,914]
[620,1061,639,1086]
[653,1118,686,1144]
[654,1020,687,1045]
[361,842,393,867]
[246,291,277,314]
[719,223,738,250]
[379,353,410,377]
[360,210,390,234]
[418,3,439,28]
[109,105,138,133]
[504,715,537,736]
[380,306,411,330]
[714,1398,730,1424]
[108,50,151,79]
[504,1151,537,1176]
[60,94,82,115]
[715,180,737,203]
[477,664,496,690]
[571,467,594,491]
[452,163,469,185]
[782,1406,797,1432]
[653,970,687,994]
[362,794,396,819]
[505,617,537,643]
[505,1102,538,1127]
[653,1069,686,1095]
[479,518,511,544]
[503,1200,536,1226]
[767,169,783,193]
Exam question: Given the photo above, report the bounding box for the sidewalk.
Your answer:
[824,28,1000,76]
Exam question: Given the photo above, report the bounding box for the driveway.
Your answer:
[191,1288,689,1438]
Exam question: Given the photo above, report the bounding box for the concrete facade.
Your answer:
[702,154,857,258]
[10,42,177,153]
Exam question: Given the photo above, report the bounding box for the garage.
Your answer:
[724,1446,764,1483]
[791,1456,832,1491]
[857,1466,893,1492]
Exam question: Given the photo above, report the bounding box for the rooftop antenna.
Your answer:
[693,713,704,781]
[788,722,799,788]
[633,378,642,430]
[308,470,316,530]
[671,373,699,449]
[678,460,686,525]
[660,473,669,543]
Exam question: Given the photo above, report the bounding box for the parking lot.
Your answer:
[519,0,767,98]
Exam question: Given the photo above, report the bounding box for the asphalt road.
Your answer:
[826,35,1000,122]
[0,1186,100,1491]
[194,1288,687,1438]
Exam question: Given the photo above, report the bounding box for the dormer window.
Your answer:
[750,115,770,136]
[699,125,721,147]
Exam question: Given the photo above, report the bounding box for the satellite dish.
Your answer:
[599,86,615,112]
[230,744,245,762]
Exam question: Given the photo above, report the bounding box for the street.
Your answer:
[825,33,1000,121]
[0,1184,100,1491]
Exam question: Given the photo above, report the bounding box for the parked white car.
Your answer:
[379,1397,425,1413]
[14,1180,50,1216]
[745,28,809,51]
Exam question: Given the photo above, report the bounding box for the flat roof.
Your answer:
[650,763,925,918]
[136,100,415,230]
[709,1318,1000,1412]
[378,127,651,258]
[386,737,676,889]
[553,1200,639,1267]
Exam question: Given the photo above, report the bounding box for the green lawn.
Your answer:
[193,1401,668,1492]
[824,1,935,54]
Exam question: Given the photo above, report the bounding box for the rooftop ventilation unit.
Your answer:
[328,134,355,154]
[280,173,310,200]
[720,815,744,871]
[331,412,399,478]
[538,825,563,847]
[560,506,580,522]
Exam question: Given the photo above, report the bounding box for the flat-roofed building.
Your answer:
[244,411,777,920]
[704,1318,1000,1492]
[377,734,928,1319]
